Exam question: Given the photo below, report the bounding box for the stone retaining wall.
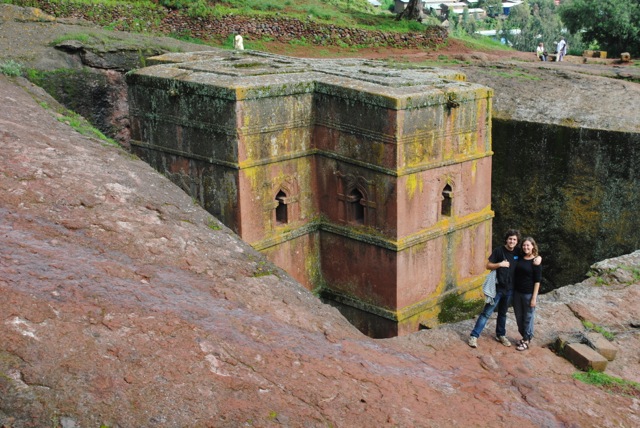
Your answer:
[162,13,448,48]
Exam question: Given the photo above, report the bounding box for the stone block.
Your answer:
[564,343,608,372]
[554,333,581,353]
[583,50,607,59]
[584,332,618,361]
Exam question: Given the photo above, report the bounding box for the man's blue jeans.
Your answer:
[470,288,512,338]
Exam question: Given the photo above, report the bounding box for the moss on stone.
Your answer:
[437,292,484,324]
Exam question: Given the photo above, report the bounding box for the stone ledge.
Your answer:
[584,332,618,361]
[564,343,608,372]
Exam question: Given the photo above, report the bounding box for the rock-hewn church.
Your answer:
[127,49,494,337]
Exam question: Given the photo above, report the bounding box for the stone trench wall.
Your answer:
[491,118,640,291]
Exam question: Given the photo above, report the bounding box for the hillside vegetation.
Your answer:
[3,0,510,53]
[6,0,423,32]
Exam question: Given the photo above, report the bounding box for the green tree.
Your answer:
[501,0,531,48]
[503,0,571,55]
[396,0,423,21]
[483,0,503,17]
[559,0,640,56]
[461,7,478,34]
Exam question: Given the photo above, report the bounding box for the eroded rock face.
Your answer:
[1,75,640,427]
[491,119,640,290]
[0,4,214,147]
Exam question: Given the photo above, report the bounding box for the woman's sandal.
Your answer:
[516,341,530,351]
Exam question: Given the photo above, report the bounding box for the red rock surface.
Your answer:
[1,76,640,427]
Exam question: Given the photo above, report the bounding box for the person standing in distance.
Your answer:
[556,37,567,62]
[536,42,547,61]
[468,230,540,348]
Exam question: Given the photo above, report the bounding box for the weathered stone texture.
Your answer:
[491,119,640,290]
[566,302,599,323]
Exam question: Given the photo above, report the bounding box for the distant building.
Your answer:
[395,0,486,19]
[501,1,523,15]
[475,28,521,45]
[394,0,446,14]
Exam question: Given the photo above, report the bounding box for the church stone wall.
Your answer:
[238,157,316,243]
[261,232,322,291]
[319,232,399,309]
[236,93,314,165]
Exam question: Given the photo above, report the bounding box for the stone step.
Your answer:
[563,343,608,372]
[584,332,618,361]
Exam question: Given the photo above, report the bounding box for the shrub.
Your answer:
[0,60,24,77]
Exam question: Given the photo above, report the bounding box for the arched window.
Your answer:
[336,173,376,227]
[275,190,288,224]
[347,188,365,224]
[441,184,452,217]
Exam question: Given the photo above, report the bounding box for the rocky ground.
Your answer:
[1,5,640,427]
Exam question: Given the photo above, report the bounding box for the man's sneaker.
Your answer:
[468,336,478,348]
[496,336,511,347]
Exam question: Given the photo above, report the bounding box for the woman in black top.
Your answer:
[513,237,542,351]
